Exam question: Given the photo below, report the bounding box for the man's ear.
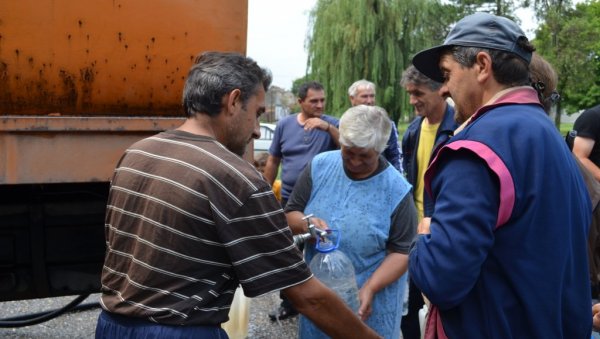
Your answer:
[475,52,493,83]
[226,89,242,115]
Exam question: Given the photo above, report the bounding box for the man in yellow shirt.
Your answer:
[399,65,457,339]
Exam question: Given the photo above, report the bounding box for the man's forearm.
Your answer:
[578,157,600,182]
[328,125,340,147]
[284,278,381,339]
[285,210,307,234]
[263,156,280,185]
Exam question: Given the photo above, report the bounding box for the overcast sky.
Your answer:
[247,0,316,90]
[246,1,545,91]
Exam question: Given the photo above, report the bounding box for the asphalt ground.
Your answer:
[4,294,600,338]
[0,292,298,339]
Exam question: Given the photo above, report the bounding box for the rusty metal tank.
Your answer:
[0,0,249,301]
[0,0,248,184]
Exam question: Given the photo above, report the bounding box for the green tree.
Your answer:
[291,76,310,97]
[445,0,520,18]
[306,0,456,123]
[533,0,600,123]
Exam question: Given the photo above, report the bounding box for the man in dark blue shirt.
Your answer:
[262,81,339,321]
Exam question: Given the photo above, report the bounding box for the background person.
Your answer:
[263,81,339,207]
[530,51,600,329]
[530,51,600,338]
[409,12,592,338]
[262,80,340,321]
[529,53,560,114]
[95,51,380,339]
[254,152,281,201]
[572,104,600,182]
[285,105,417,339]
[348,79,402,172]
[398,65,457,339]
[400,66,456,223]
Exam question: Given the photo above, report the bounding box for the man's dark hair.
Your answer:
[297,81,324,101]
[182,51,272,117]
[444,37,536,87]
[400,65,442,91]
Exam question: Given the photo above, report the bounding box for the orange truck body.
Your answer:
[1,0,248,184]
[0,0,248,301]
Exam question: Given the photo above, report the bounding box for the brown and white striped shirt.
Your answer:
[100,130,311,326]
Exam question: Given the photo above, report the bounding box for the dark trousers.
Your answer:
[401,277,425,339]
[96,310,228,339]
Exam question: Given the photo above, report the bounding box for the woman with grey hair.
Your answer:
[284,105,418,339]
[339,104,388,152]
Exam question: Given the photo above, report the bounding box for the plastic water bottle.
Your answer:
[308,229,359,312]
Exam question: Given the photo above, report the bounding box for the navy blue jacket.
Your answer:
[410,88,592,338]
[384,122,402,172]
[401,104,456,216]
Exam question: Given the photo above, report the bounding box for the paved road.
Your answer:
[0,292,297,338]
[5,294,600,339]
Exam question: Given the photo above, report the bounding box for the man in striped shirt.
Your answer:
[95,51,381,339]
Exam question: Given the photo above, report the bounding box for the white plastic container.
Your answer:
[418,303,429,339]
[222,287,250,339]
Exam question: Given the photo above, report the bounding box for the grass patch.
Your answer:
[559,123,573,136]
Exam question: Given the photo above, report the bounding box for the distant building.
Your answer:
[264,86,295,122]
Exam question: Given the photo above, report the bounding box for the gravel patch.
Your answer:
[0,292,297,339]
[0,294,101,339]
[246,292,298,339]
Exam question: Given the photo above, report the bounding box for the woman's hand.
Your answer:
[285,211,329,235]
[309,216,329,231]
[418,217,431,234]
[358,285,375,321]
[356,253,408,321]
[593,303,600,331]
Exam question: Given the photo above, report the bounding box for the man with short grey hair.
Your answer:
[399,65,456,339]
[409,12,592,338]
[400,65,456,223]
[348,79,402,172]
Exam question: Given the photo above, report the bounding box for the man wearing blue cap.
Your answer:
[408,12,593,338]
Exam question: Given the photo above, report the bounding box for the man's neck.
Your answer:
[424,102,447,125]
[297,112,310,124]
[177,115,218,139]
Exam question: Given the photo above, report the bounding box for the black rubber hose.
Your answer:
[0,294,98,328]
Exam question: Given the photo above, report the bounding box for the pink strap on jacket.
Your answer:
[424,305,448,339]
[425,140,515,229]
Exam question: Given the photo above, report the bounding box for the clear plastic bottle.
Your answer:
[308,229,359,312]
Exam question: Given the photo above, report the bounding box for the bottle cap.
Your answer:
[315,228,340,253]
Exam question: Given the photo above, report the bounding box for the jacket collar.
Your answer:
[455,86,542,133]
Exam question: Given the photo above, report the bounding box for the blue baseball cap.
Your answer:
[412,12,532,83]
